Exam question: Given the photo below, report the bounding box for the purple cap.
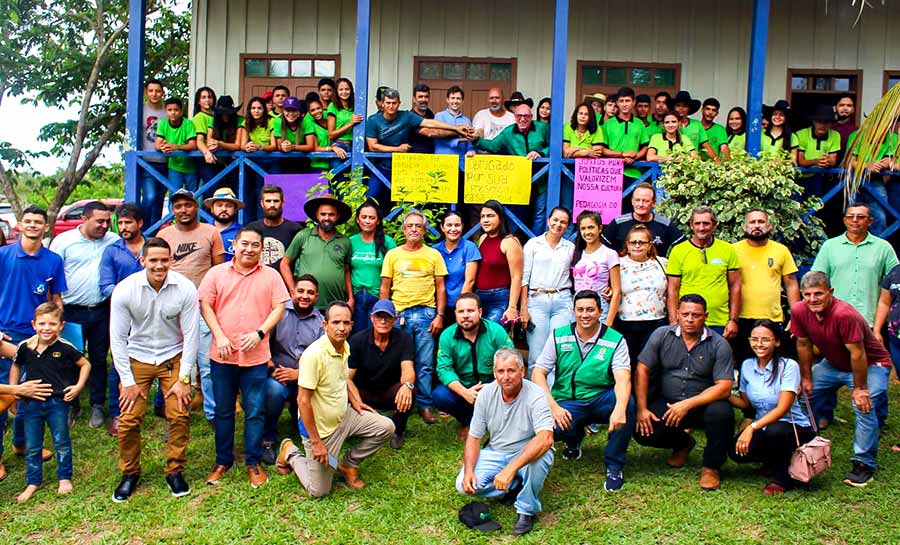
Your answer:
[282,96,302,111]
[371,299,397,317]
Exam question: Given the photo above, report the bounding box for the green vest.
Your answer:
[550,324,623,401]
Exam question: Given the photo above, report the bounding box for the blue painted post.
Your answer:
[124,0,148,203]
[547,0,569,215]
[351,0,372,176]
[745,0,770,157]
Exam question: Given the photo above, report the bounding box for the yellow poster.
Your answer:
[390,153,460,203]
[463,155,533,205]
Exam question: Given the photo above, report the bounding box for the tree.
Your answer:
[0,0,189,226]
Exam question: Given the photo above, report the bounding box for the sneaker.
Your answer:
[561,443,582,461]
[843,461,875,488]
[604,470,624,492]
[112,473,140,503]
[89,405,106,428]
[275,438,296,475]
[586,423,602,435]
[165,472,191,498]
[260,442,276,465]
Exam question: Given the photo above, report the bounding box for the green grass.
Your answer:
[1,384,899,545]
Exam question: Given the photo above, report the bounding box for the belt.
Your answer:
[66,300,110,312]
[530,288,569,295]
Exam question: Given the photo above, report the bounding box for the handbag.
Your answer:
[788,392,832,482]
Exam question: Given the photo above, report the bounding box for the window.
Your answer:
[413,57,517,120]
[239,54,340,107]
[786,69,862,125]
[576,61,680,106]
[884,71,900,94]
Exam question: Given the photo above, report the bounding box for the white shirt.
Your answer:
[473,108,515,140]
[110,269,200,387]
[50,227,119,306]
[522,234,574,291]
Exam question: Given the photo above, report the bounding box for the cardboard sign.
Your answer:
[463,155,532,205]
[390,153,459,203]
[573,158,625,220]
[265,173,330,222]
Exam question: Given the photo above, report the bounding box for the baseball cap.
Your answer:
[170,188,196,204]
[458,502,502,532]
[283,96,302,111]
[371,299,397,318]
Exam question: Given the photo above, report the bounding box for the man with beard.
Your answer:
[731,209,800,363]
[245,185,302,269]
[833,94,858,158]
[666,206,741,339]
[472,87,515,141]
[203,189,243,261]
[280,195,352,309]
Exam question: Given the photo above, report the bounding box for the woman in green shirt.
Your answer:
[326,78,363,151]
[349,200,397,333]
[563,102,604,158]
[192,86,216,181]
[299,95,347,172]
[239,96,277,218]
[760,100,798,161]
[725,107,747,156]
[647,112,699,162]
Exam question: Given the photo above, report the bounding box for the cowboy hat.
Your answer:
[303,194,352,225]
[214,95,242,116]
[583,92,607,104]
[203,187,244,210]
[808,103,837,123]
[504,91,533,111]
[762,99,792,119]
[669,90,701,115]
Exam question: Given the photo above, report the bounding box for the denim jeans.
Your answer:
[556,390,636,473]
[525,292,573,366]
[198,319,215,421]
[456,447,554,516]
[211,361,267,467]
[264,374,297,444]
[810,359,889,468]
[63,303,111,409]
[0,330,28,457]
[398,305,436,409]
[477,287,511,324]
[859,178,900,236]
[169,169,198,192]
[352,291,379,335]
[532,190,547,237]
[139,162,168,231]
[20,398,72,485]
[432,384,475,426]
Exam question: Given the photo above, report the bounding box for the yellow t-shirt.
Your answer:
[732,239,798,321]
[381,245,449,312]
[297,335,349,438]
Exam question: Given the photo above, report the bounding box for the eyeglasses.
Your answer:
[627,240,649,246]
[371,314,395,322]
[844,214,869,220]
[749,337,775,345]
[699,248,707,264]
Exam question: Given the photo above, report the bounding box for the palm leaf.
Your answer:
[841,82,900,204]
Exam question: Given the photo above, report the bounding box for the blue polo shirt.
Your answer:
[434,109,473,155]
[99,238,144,298]
[0,242,68,336]
[739,357,810,427]
[219,222,242,261]
[433,239,481,307]
[365,110,425,148]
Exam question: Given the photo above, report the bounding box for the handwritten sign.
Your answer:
[573,158,624,220]
[265,173,330,222]
[390,153,459,203]
[463,155,532,205]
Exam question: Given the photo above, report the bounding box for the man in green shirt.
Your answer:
[600,86,649,179]
[796,104,842,197]
[279,195,352,309]
[850,121,900,234]
[700,98,728,161]
[433,293,513,438]
[671,91,718,161]
[666,206,741,338]
[635,94,652,129]
[155,97,198,191]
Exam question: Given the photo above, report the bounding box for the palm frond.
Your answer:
[842,82,900,204]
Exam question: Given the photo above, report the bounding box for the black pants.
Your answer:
[615,318,668,369]
[730,421,815,488]
[358,383,412,435]
[633,398,734,470]
[63,302,111,408]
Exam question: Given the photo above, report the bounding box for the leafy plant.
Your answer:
[655,148,827,265]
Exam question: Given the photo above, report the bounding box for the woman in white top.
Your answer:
[571,210,620,325]
[519,207,575,366]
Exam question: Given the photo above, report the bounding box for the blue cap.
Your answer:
[371,299,397,317]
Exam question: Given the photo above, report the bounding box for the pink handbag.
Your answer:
[788,393,832,483]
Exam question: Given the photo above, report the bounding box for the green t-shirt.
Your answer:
[284,228,352,308]
[666,238,740,326]
[349,233,397,296]
[601,116,649,178]
[192,111,213,137]
[563,124,604,149]
[848,129,898,162]
[702,122,728,160]
[795,127,841,161]
[156,117,197,174]
[326,103,355,142]
[273,116,302,146]
[679,119,709,153]
[246,118,273,148]
[648,133,695,159]
[302,114,331,168]
[760,131,798,154]
[727,132,746,155]
[645,118,663,137]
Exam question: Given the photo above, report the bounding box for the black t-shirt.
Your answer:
[602,212,685,257]
[348,327,415,392]
[245,219,303,268]
[14,338,83,397]
[881,264,900,337]
[408,108,435,154]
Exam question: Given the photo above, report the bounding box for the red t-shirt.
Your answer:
[789,298,892,371]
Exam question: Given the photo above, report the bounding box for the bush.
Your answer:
[655,149,827,265]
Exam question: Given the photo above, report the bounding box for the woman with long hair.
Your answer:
[196,95,242,190]
[349,199,397,333]
[725,107,747,154]
[535,97,552,125]
[298,95,346,172]
[572,210,621,325]
[761,100,798,161]
[729,320,815,495]
[238,96,277,219]
[563,103,604,158]
[192,87,217,179]
[433,210,481,317]
[326,78,363,151]
[647,112,699,162]
[475,200,523,324]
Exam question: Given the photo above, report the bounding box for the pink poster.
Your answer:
[264,173,330,222]
[573,158,624,221]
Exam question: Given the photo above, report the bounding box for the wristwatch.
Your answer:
[403,381,415,390]
[256,329,265,340]
[179,375,191,385]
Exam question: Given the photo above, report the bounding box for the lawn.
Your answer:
[1,384,898,545]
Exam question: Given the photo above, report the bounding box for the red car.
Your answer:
[53,199,123,237]
[0,217,16,245]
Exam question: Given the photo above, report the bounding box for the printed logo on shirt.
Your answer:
[768,258,774,268]
[652,236,663,246]
[261,237,287,265]
[32,281,47,296]
[710,258,725,265]
[52,352,61,358]
[891,283,900,291]
[173,242,200,261]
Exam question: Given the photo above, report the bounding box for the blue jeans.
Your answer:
[477,287,511,324]
[811,359,889,468]
[211,361,267,467]
[0,330,29,457]
[556,390,636,473]
[20,398,72,485]
[456,447,554,516]
[532,190,547,237]
[139,162,168,231]
[264,374,297,444]
[525,292,573,366]
[398,305,437,409]
[352,291,379,335]
[170,169,198,192]
[198,319,214,421]
[860,178,900,237]
[432,384,475,426]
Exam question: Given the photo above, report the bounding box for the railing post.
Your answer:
[124,0,148,203]
[547,0,569,216]
[351,0,371,177]
[745,0,770,157]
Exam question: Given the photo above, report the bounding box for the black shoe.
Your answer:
[390,432,405,450]
[513,514,535,535]
[500,478,523,505]
[561,443,582,461]
[260,442,276,465]
[166,472,190,498]
[112,473,140,503]
[843,461,875,488]
[154,404,165,418]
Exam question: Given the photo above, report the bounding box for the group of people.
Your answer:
[2,173,900,535]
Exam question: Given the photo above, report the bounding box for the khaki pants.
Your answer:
[287,406,394,498]
[117,355,191,475]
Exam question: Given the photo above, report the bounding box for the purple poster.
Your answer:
[264,173,330,222]
[573,158,624,221]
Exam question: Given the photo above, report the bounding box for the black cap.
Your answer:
[458,502,502,532]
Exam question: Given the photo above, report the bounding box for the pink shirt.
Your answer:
[198,261,290,366]
[572,245,620,293]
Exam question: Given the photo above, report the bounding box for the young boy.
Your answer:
[9,303,90,502]
[155,97,198,192]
